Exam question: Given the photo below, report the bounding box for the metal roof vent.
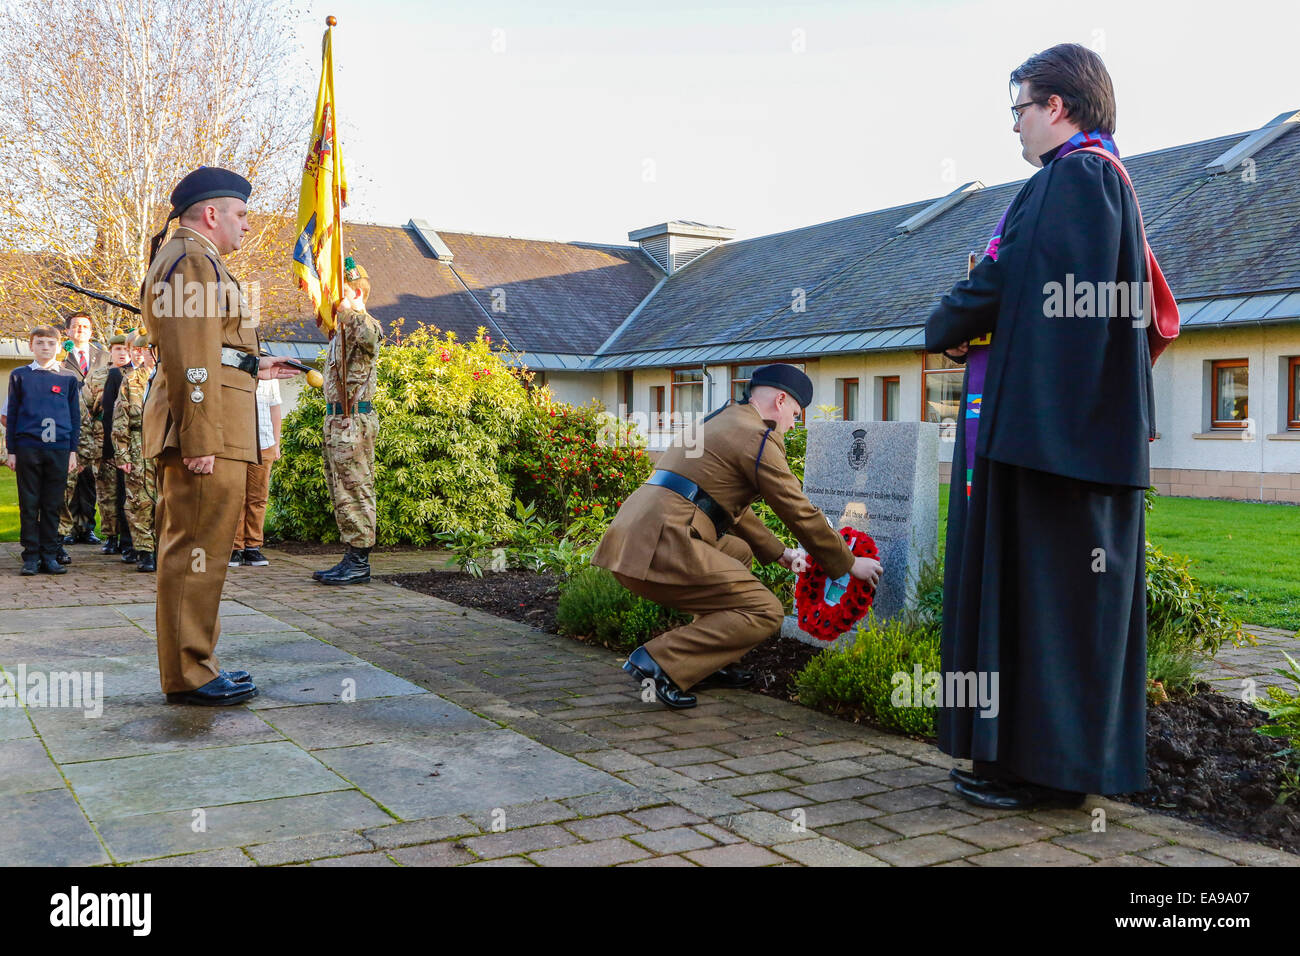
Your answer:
[1204,109,1300,175]
[895,181,984,233]
[628,220,735,274]
[407,218,455,261]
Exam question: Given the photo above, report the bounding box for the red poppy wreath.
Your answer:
[793,528,879,641]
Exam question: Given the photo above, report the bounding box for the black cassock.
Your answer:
[925,143,1154,795]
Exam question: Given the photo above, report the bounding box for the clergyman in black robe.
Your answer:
[924,45,1155,808]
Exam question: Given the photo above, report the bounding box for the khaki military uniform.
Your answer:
[142,226,260,694]
[76,364,123,537]
[112,365,157,552]
[592,401,854,690]
[322,305,381,548]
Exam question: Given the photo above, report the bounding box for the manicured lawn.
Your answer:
[0,467,17,542]
[939,483,1300,633]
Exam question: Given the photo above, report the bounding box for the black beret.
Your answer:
[749,364,814,409]
[168,166,252,219]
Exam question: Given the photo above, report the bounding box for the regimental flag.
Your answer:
[292,23,349,335]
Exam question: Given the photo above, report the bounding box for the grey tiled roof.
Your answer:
[600,122,1300,358]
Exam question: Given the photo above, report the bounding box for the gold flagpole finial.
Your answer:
[326,15,337,26]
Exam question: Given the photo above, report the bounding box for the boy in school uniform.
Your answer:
[5,326,81,574]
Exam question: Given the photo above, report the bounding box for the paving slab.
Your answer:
[0,737,67,796]
[63,740,352,819]
[258,694,494,750]
[0,787,110,866]
[93,790,394,862]
[28,693,284,764]
[312,729,622,820]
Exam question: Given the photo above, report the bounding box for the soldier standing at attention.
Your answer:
[142,167,301,706]
[592,364,883,709]
[78,333,133,557]
[313,257,382,586]
[112,330,158,572]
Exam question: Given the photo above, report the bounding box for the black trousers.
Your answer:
[114,466,129,544]
[72,464,97,533]
[16,446,71,561]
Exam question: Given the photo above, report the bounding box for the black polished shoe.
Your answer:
[242,548,269,567]
[318,545,371,585]
[101,534,120,554]
[21,559,39,576]
[622,646,697,709]
[228,550,243,568]
[136,551,156,573]
[63,533,77,545]
[84,530,103,545]
[121,547,138,563]
[165,675,258,706]
[953,779,1086,810]
[949,767,1015,792]
[56,547,72,566]
[695,664,755,689]
[221,669,253,684]
[39,557,68,575]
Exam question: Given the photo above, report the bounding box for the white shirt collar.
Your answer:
[29,359,61,371]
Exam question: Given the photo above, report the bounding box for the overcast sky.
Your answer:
[292,0,1298,245]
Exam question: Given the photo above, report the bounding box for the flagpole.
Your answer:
[326,14,351,414]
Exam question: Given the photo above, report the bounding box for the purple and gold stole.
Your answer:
[959,129,1118,497]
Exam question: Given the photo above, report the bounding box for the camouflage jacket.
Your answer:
[324,306,383,407]
[78,364,118,462]
[111,365,151,470]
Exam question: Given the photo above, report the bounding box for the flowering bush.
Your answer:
[509,391,651,528]
[268,325,528,545]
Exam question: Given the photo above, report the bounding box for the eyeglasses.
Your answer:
[1010,101,1040,122]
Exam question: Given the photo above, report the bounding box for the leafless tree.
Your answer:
[0,0,309,338]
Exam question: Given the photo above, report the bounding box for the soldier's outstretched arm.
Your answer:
[754,437,854,578]
[730,506,785,565]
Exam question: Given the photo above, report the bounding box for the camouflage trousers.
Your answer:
[92,457,122,537]
[323,412,377,548]
[123,457,158,552]
[59,460,95,537]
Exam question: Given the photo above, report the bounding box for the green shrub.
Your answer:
[1255,652,1300,803]
[794,611,941,737]
[508,392,651,528]
[1145,540,1245,659]
[556,566,688,650]
[1145,619,1203,700]
[268,325,527,545]
[751,426,805,610]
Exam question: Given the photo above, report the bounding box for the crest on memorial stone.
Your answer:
[848,428,868,471]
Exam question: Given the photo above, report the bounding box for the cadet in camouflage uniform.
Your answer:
[78,333,133,554]
[314,257,382,585]
[112,331,157,572]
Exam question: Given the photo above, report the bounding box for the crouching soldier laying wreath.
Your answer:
[591,364,883,709]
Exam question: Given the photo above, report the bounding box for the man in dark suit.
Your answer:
[59,312,108,544]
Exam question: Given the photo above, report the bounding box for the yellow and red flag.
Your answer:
[292,19,349,335]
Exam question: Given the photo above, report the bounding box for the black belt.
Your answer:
[326,401,373,415]
[646,470,733,537]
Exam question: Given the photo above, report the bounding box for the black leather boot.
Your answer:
[136,551,156,573]
[101,534,120,555]
[313,553,349,581]
[318,545,371,585]
[121,545,138,563]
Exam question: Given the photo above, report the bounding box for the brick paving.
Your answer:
[1,541,1297,867]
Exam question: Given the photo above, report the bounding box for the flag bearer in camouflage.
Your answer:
[78,333,133,555]
[314,257,382,585]
[112,331,158,572]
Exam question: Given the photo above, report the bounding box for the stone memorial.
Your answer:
[781,420,939,647]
